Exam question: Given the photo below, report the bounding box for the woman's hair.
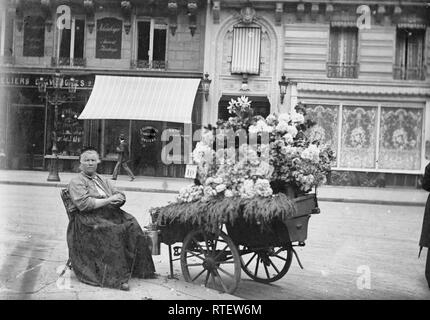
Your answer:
[79,149,101,164]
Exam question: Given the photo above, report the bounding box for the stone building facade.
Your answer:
[202,0,430,187]
[0,0,207,177]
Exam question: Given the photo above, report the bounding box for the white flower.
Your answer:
[275,121,289,133]
[215,184,226,193]
[239,179,256,198]
[286,125,298,137]
[224,189,234,197]
[301,144,320,162]
[291,111,305,124]
[254,179,273,197]
[278,113,291,123]
[192,142,214,164]
[213,177,223,184]
[201,130,214,146]
[266,114,277,126]
[283,133,294,144]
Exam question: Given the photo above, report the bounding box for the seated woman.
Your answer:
[67,147,155,291]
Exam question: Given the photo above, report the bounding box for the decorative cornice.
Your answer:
[297,82,430,97]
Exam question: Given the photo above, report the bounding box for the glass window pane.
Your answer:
[304,104,339,166]
[59,28,71,58]
[137,21,150,61]
[103,120,129,159]
[339,106,377,169]
[379,107,423,170]
[74,19,85,58]
[55,104,84,156]
[153,27,166,61]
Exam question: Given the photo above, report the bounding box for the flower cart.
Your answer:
[149,97,334,294]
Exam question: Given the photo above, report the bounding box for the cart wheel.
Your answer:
[180,229,241,294]
[239,245,293,283]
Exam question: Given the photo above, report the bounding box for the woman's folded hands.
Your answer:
[109,193,125,207]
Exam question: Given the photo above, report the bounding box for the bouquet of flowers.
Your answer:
[177,96,335,203]
[152,96,334,232]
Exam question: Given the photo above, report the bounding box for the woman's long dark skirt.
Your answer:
[66,206,155,289]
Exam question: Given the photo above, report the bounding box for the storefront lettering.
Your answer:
[0,74,93,88]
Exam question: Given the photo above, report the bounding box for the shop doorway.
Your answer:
[7,104,45,170]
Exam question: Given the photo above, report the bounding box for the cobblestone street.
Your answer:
[0,184,429,300]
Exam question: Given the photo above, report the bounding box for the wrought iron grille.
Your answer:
[51,57,86,67]
[327,62,359,78]
[130,60,167,70]
[393,65,426,80]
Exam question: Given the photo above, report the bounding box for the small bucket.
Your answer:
[145,228,160,255]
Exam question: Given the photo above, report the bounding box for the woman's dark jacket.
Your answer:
[420,163,430,248]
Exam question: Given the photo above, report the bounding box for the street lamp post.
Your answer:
[37,70,78,181]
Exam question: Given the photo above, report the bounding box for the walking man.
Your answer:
[420,161,430,289]
[112,134,135,181]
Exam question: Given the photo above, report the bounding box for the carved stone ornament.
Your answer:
[213,0,220,24]
[187,0,198,13]
[167,0,178,11]
[240,7,256,24]
[275,2,283,26]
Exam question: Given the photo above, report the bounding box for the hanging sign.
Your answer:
[95,17,123,59]
[139,126,159,144]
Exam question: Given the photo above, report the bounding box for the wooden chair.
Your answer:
[60,188,78,221]
[59,188,77,272]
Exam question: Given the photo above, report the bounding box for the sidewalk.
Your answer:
[0,169,427,206]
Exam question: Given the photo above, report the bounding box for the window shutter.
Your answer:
[231,27,261,74]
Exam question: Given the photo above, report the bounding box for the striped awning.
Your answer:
[231,27,261,74]
[79,75,201,123]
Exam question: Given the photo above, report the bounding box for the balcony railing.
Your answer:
[393,65,426,81]
[327,62,359,78]
[51,57,86,67]
[0,55,14,65]
[130,60,167,70]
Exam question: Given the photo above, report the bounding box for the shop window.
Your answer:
[8,105,45,170]
[394,28,426,80]
[103,120,130,159]
[378,107,423,170]
[54,17,86,66]
[52,105,85,156]
[304,104,339,167]
[132,19,167,69]
[339,106,377,169]
[23,16,45,57]
[327,27,359,78]
[231,26,261,75]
